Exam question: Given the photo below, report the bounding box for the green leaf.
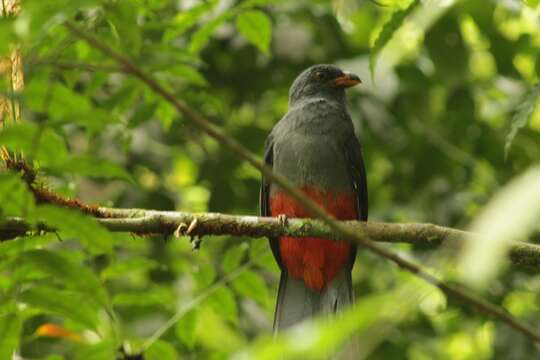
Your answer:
[460,166,540,288]
[20,286,100,330]
[106,1,142,55]
[0,171,34,217]
[369,0,420,81]
[146,340,179,360]
[0,313,21,360]
[169,65,208,86]
[0,234,58,258]
[0,17,16,55]
[73,341,116,360]
[33,205,114,254]
[193,263,216,290]
[55,155,133,182]
[175,309,198,349]
[25,82,91,120]
[222,243,247,272]
[235,10,272,54]
[0,123,68,166]
[163,0,218,43]
[207,287,238,324]
[249,242,275,270]
[189,11,235,54]
[505,83,540,158]
[232,271,269,307]
[101,258,158,280]
[18,249,109,308]
[112,287,173,307]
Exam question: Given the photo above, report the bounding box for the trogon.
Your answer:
[260,64,368,331]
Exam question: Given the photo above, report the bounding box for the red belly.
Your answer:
[270,186,357,291]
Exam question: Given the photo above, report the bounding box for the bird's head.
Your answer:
[288,64,361,106]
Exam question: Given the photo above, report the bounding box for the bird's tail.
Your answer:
[273,269,358,359]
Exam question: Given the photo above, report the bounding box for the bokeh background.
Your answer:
[1,0,540,359]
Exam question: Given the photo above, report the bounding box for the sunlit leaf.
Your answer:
[369,0,420,81]
[236,10,272,54]
[189,11,234,54]
[196,307,246,351]
[163,0,218,43]
[460,166,540,288]
[175,309,198,349]
[72,341,116,360]
[505,83,540,158]
[146,340,179,360]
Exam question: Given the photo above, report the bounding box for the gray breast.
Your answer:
[270,100,355,194]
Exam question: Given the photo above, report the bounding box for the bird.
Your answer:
[259,64,368,336]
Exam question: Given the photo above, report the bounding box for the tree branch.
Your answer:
[2,211,539,266]
[62,20,540,343]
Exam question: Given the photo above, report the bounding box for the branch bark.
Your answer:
[2,211,540,267]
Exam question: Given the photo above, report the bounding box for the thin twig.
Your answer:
[64,21,540,343]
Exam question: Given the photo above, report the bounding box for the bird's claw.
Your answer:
[174,218,199,238]
[186,218,198,236]
[174,223,188,238]
[176,218,201,250]
[278,214,288,229]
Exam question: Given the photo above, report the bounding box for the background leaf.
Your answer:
[369,0,420,81]
[0,313,21,360]
[17,249,109,308]
[236,10,272,54]
[460,166,540,288]
[33,205,114,254]
[20,286,100,330]
[505,83,540,158]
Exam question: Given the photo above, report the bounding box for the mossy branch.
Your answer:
[2,210,539,267]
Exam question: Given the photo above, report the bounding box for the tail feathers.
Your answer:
[273,269,358,359]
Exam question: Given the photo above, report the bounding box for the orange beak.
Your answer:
[334,71,361,87]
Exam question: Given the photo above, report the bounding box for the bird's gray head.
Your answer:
[288,64,361,106]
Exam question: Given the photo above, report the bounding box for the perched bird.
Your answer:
[260,64,368,333]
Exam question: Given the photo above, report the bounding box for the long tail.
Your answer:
[273,269,358,358]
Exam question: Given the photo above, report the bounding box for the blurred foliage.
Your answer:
[1,0,540,359]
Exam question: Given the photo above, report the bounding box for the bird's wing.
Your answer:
[344,133,368,269]
[259,134,283,269]
[344,133,368,221]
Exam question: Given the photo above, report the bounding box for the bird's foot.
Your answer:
[186,218,202,250]
[277,214,288,229]
[173,218,203,250]
[174,223,188,238]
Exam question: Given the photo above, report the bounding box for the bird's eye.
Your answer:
[314,71,325,81]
